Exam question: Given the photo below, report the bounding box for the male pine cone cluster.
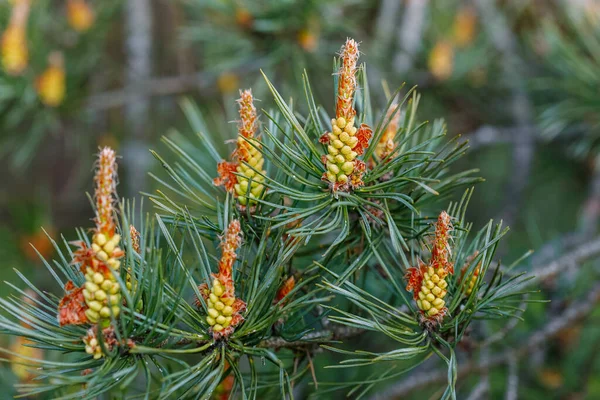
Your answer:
[57,147,133,360]
[233,135,265,206]
[204,278,237,333]
[215,89,266,207]
[406,211,454,323]
[321,38,372,189]
[415,265,449,318]
[82,233,123,327]
[197,220,246,340]
[460,251,481,296]
[325,117,360,184]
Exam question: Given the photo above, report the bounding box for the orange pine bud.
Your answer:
[298,29,318,52]
[428,40,454,81]
[452,6,477,48]
[235,7,253,29]
[94,147,118,237]
[237,89,258,139]
[36,52,65,107]
[20,226,55,262]
[214,374,234,400]
[275,276,295,304]
[217,72,240,94]
[431,211,453,274]
[336,38,359,120]
[216,220,242,292]
[67,0,95,33]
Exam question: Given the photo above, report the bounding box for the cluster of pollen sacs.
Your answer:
[415,264,449,318]
[234,136,265,206]
[406,211,454,322]
[1,1,30,76]
[205,278,236,333]
[83,330,103,360]
[460,251,481,297]
[82,232,123,328]
[325,116,359,184]
[83,327,116,360]
[464,267,479,296]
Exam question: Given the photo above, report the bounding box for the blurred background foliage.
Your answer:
[1,0,600,398]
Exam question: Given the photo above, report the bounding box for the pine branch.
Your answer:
[368,283,600,399]
[477,296,528,348]
[465,125,537,150]
[259,325,364,349]
[528,236,600,282]
[464,124,584,151]
[85,59,267,111]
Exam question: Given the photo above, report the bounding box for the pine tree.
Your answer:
[0,38,534,399]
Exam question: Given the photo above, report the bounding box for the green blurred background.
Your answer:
[1,0,600,398]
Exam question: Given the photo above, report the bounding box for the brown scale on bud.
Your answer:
[214,89,266,208]
[196,220,246,340]
[405,212,454,325]
[58,281,88,326]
